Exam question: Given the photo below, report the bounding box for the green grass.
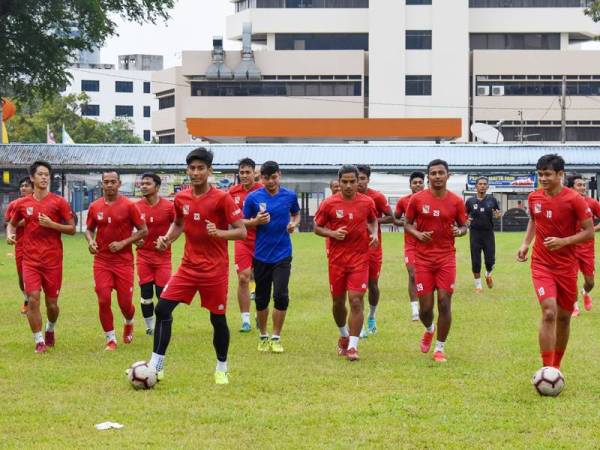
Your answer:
[2,233,600,448]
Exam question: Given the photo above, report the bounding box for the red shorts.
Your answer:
[404,245,416,268]
[577,254,595,277]
[414,258,456,296]
[329,263,369,298]
[15,254,24,276]
[161,268,228,314]
[532,264,577,312]
[137,257,172,287]
[22,262,62,297]
[368,251,383,281]
[234,240,255,273]
[94,260,134,300]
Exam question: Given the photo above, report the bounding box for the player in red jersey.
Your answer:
[135,173,175,335]
[517,155,593,371]
[4,176,34,314]
[356,165,393,336]
[329,179,341,195]
[404,159,468,363]
[228,158,262,332]
[314,165,378,361]
[6,161,75,353]
[86,172,148,351]
[145,148,246,385]
[566,174,600,316]
[394,171,425,322]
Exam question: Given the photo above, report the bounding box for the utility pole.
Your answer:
[518,110,524,144]
[560,75,566,144]
[0,96,4,144]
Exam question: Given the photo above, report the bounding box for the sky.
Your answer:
[101,1,238,69]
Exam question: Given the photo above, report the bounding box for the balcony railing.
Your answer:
[469,0,593,7]
[235,0,368,12]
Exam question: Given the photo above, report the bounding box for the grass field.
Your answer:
[2,232,600,448]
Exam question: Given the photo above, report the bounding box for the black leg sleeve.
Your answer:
[153,299,178,355]
[210,313,230,363]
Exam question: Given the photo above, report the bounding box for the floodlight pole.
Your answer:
[560,75,566,144]
[0,96,4,144]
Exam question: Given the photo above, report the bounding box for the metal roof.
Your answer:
[1,143,600,173]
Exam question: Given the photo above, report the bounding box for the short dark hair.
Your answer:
[409,171,425,182]
[102,171,120,180]
[566,173,584,188]
[356,164,371,178]
[329,179,339,187]
[141,172,162,187]
[238,158,256,170]
[338,164,359,180]
[476,176,489,184]
[260,161,280,177]
[427,159,449,173]
[29,160,51,177]
[18,176,33,187]
[536,154,565,173]
[186,147,213,167]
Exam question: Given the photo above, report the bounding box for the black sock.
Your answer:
[210,313,229,362]
[153,299,178,354]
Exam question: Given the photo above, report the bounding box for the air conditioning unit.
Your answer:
[491,85,505,96]
[476,85,490,96]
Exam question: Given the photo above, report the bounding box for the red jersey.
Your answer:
[395,194,417,251]
[314,193,377,270]
[364,188,390,255]
[5,199,25,255]
[529,187,592,270]
[229,182,261,242]
[575,196,600,253]
[405,189,468,263]
[174,187,243,280]
[9,193,73,266]
[86,195,145,263]
[135,197,175,261]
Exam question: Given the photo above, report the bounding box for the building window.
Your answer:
[115,105,134,117]
[158,134,175,144]
[143,130,151,141]
[115,81,134,93]
[144,82,151,94]
[470,33,560,50]
[143,106,151,117]
[469,0,593,7]
[275,33,368,50]
[406,75,432,95]
[407,0,431,4]
[406,31,432,50]
[158,95,175,109]
[81,80,99,92]
[81,104,100,116]
[236,0,369,11]
[476,80,600,96]
[190,81,362,97]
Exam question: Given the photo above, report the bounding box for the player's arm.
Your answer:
[404,218,432,243]
[206,218,246,241]
[6,221,17,245]
[544,218,594,251]
[243,198,269,228]
[367,218,379,248]
[287,212,300,234]
[156,217,184,251]
[38,214,76,235]
[85,227,98,254]
[452,199,469,237]
[517,217,535,262]
[378,205,394,225]
[314,223,348,241]
[109,222,148,253]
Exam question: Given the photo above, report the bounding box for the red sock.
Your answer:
[553,349,565,369]
[541,350,554,367]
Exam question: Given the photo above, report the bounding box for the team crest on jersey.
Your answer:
[183,204,190,215]
[140,213,146,220]
[534,203,542,214]
[234,196,241,205]
[422,205,430,214]
[150,216,154,223]
[97,212,103,220]
[349,213,354,220]
[336,209,344,218]
[473,204,478,210]
[26,207,34,216]
[193,212,200,221]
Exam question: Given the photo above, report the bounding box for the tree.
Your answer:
[0,0,174,99]
[7,93,142,144]
[585,1,600,22]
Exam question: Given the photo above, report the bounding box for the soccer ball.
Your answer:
[128,361,158,390]
[532,366,565,397]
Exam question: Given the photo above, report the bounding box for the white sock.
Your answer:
[105,330,116,342]
[144,316,155,330]
[241,312,250,324]
[125,318,134,325]
[348,336,359,350]
[149,352,165,372]
[45,321,55,332]
[260,334,269,340]
[271,334,280,341]
[426,324,435,333]
[485,271,492,277]
[33,331,44,344]
[435,340,445,353]
[410,301,419,315]
[369,304,377,319]
[216,360,228,372]
[582,288,590,295]
[339,326,349,337]
[474,278,482,288]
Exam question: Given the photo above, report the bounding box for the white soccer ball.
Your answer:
[532,366,565,397]
[128,361,158,390]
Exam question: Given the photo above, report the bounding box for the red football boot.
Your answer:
[35,342,47,353]
[45,331,55,347]
[123,323,134,344]
[346,347,359,361]
[337,336,349,356]
[420,330,434,353]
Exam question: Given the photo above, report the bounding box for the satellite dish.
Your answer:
[471,122,504,144]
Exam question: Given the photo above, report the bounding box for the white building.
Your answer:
[152,0,600,143]
[63,55,163,142]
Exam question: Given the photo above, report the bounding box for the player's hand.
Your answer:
[369,233,379,248]
[493,209,502,219]
[331,226,348,241]
[155,235,170,251]
[417,231,433,243]
[134,239,144,248]
[544,236,566,251]
[108,240,126,252]
[6,232,16,245]
[38,213,54,228]
[256,212,270,225]
[452,226,466,237]
[287,222,296,234]
[206,220,222,238]
[516,244,529,262]
[88,240,98,255]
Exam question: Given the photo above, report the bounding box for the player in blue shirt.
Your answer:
[244,161,301,353]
